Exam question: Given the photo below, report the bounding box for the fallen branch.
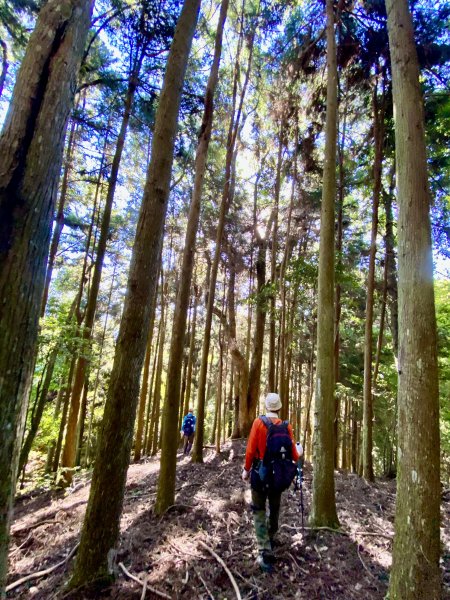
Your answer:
[288,552,309,576]
[356,544,377,581]
[354,530,393,539]
[168,539,202,559]
[6,543,79,593]
[11,501,88,535]
[195,569,216,600]
[140,577,148,600]
[118,562,171,599]
[198,540,242,600]
[9,531,34,558]
[280,524,392,539]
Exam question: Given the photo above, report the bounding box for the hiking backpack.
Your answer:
[252,416,297,493]
[182,415,195,436]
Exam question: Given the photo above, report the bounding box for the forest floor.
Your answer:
[7,439,450,600]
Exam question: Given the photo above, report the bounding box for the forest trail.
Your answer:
[7,441,450,599]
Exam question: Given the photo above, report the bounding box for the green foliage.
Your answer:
[435,280,450,481]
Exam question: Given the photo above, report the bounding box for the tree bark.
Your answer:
[70,1,200,585]
[268,123,284,392]
[362,80,384,482]
[0,39,8,101]
[385,0,441,597]
[310,0,339,529]
[0,1,93,593]
[246,234,268,432]
[384,167,399,359]
[155,0,229,512]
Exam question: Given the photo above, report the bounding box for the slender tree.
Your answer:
[310,0,339,529]
[192,2,256,459]
[155,0,229,513]
[362,78,385,482]
[70,0,201,586]
[0,1,93,594]
[385,0,441,597]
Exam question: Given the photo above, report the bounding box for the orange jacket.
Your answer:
[244,416,299,471]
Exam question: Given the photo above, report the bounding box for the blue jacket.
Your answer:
[181,412,196,434]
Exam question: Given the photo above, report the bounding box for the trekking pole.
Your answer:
[295,458,305,536]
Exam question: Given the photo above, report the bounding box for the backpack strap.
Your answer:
[260,415,272,429]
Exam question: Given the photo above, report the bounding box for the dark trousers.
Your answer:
[183,433,194,454]
[251,487,282,553]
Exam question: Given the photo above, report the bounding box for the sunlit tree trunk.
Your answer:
[310,0,339,529]
[0,1,92,592]
[70,1,201,585]
[386,0,441,597]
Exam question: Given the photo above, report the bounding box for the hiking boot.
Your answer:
[257,551,275,573]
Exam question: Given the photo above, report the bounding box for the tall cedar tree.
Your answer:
[70,0,201,586]
[385,0,441,597]
[155,0,229,514]
[309,0,339,528]
[0,1,93,594]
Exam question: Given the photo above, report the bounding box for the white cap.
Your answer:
[265,392,282,412]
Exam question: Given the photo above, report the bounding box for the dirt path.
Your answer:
[7,441,450,599]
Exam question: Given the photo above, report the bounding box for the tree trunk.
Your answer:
[215,335,224,453]
[53,354,77,473]
[362,81,384,482]
[183,286,200,419]
[134,282,158,462]
[334,92,347,468]
[41,111,79,316]
[268,123,284,392]
[0,2,93,592]
[70,0,200,586]
[151,278,168,457]
[145,311,163,455]
[61,58,143,480]
[192,6,255,461]
[246,235,267,432]
[310,0,339,529]
[0,39,8,101]
[155,0,229,512]
[18,347,58,474]
[134,333,153,462]
[385,1,441,597]
[384,167,399,359]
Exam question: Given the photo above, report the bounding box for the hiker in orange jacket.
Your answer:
[242,392,301,572]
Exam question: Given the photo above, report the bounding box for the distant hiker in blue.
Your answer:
[181,408,196,455]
